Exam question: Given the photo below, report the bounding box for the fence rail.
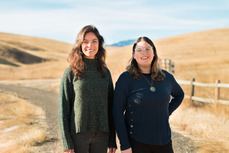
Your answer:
[177,78,229,105]
[161,59,229,105]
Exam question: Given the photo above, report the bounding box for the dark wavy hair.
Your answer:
[67,25,106,78]
[126,36,165,81]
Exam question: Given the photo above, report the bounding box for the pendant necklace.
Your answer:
[142,74,156,92]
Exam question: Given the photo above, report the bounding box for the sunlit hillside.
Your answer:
[0,28,228,81]
[155,27,229,83]
[0,32,72,79]
[0,28,229,83]
[1,28,229,153]
[107,28,229,84]
[106,28,229,153]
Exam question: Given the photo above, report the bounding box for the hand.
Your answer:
[64,149,74,153]
[109,147,117,153]
[121,148,132,153]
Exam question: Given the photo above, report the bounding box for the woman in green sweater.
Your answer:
[58,25,117,153]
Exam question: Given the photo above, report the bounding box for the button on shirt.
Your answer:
[113,71,184,151]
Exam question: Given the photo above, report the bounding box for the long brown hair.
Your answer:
[127,36,165,81]
[67,25,106,78]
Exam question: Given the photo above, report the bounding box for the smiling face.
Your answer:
[81,32,99,59]
[133,40,154,71]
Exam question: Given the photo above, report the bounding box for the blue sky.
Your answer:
[0,0,228,45]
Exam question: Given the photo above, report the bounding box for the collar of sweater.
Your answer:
[84,58,97,70]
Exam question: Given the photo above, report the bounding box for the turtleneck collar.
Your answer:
[84,58,97,69]
[84,58,96,61]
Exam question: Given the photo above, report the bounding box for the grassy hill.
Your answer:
[0,32,72,79]
[0,32,72,63]
[106,28,229,102]
[155,27,229,83]
[106,28,229,83]
[0,28,229,83]
[0,28,229,153]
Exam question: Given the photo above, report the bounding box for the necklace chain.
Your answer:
[142,74,156,92]
[142,74,153,87]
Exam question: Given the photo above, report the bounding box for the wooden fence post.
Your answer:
[190,78,195,103]
[160,58,174,74]
[169,59,172,73]
[164,59,167,70]
[172,61,175,74]
[214,80,220,103]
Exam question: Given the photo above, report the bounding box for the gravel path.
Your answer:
[0,84,62,153]
[0,84,197,153]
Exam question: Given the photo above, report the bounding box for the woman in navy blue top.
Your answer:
[113,37,184,153]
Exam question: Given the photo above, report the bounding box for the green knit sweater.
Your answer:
[58,59,117,151]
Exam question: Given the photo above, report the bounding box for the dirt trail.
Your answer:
[0,84,197,153]
[0,84,62,153]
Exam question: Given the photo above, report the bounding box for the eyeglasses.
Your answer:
[135,47,152,53]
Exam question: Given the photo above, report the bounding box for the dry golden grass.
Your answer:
[1,28,229,152]
[0,60,69,80]
[1,28,229,83]
[107,28,229,153]
[170,99,229,153]
[0,92,48,153]
[106,46,132,82]
[155,28,229,83]
[0,32,72,55]
[0,32,72,68]
[0,32,72,80]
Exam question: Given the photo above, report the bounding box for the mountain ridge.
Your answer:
[107,39,135,47]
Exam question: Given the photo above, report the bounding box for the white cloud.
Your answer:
[0,0,228,44]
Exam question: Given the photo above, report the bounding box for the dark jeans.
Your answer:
[71,131,109,153]
[130,138,174,153]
